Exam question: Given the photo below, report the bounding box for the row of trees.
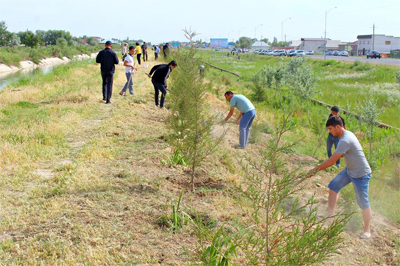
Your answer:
[235,36,290,49]
[0,21,99,48]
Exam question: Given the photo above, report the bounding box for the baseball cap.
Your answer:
[105,40,112,45]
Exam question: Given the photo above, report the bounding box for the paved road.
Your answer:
[309,55,400,67]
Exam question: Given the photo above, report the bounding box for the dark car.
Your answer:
[333,51,340,56]
[287,49,297,57]
[325,51,333,56]
[366,50,381,59]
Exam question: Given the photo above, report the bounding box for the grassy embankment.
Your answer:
[196,49,400,223]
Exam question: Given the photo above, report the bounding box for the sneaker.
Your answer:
[106,101,111,104]
[119,91,124,96]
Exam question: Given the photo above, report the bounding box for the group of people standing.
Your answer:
[121,42,169,64]
[121,41,148,65]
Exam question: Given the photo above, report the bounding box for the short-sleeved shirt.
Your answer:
[136,45,142,54]
[124,54,134,73]
[230,94,255,113]
[335,130,371,178]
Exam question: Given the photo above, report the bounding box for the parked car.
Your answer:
[273,50,286,56]
[266,50,274,55]
[339,51,349,57]
[295,50,306,56]
[333,51,340,56]
[366,50,381,59]
[287,49,297,57]
[306,50,314,55]
[325,51,333,56]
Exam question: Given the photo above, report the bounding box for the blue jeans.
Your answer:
[152,80,167,107]
[121,72,134,94]
[239,109,256,148]
[327,134,340,167]
[328,169,371,209]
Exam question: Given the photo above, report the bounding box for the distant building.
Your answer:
[298,38,341,51]
[338,41,358,56]
[250,41,269,50]
[357,34,400,55]
[290,40,302,50]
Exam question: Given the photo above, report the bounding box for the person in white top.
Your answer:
[119,46,137,95]
[122,43,128,57]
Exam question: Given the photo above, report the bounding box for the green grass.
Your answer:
[195,50,400,128]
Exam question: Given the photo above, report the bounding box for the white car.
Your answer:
[296,50,306,56]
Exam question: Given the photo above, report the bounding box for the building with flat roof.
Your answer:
[297,38,341,51]
[357,34,400,55]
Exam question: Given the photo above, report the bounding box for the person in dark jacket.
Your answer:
[326,106,347,167]
[96,41,119,104]
[141,42,148,62]
[162,43,169,59]
[147,60,177,108]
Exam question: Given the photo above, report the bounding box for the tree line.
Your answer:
[0,21,99,48]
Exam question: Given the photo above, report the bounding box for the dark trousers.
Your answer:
[101,72,114,102]
[327,134,341,166]
[143,51,148,62]
[152,80,167,108]
[155,53,159,60]
[136,54,141,65]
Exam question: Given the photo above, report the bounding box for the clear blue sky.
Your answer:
[1,0,399,44]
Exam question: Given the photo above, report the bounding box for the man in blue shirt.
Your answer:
[222,91,256,149]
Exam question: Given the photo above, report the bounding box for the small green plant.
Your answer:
[156,190,190,232]
[167,148,187,166]
[200,226,242,266]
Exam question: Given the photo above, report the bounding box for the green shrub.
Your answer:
[29,49,42,64]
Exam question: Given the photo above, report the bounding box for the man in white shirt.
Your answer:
[308,116,372,239]
[119,46,137,95]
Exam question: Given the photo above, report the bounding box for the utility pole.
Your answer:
[324,7,337,60]
[372,23,375,51]
[281,18,291,47]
